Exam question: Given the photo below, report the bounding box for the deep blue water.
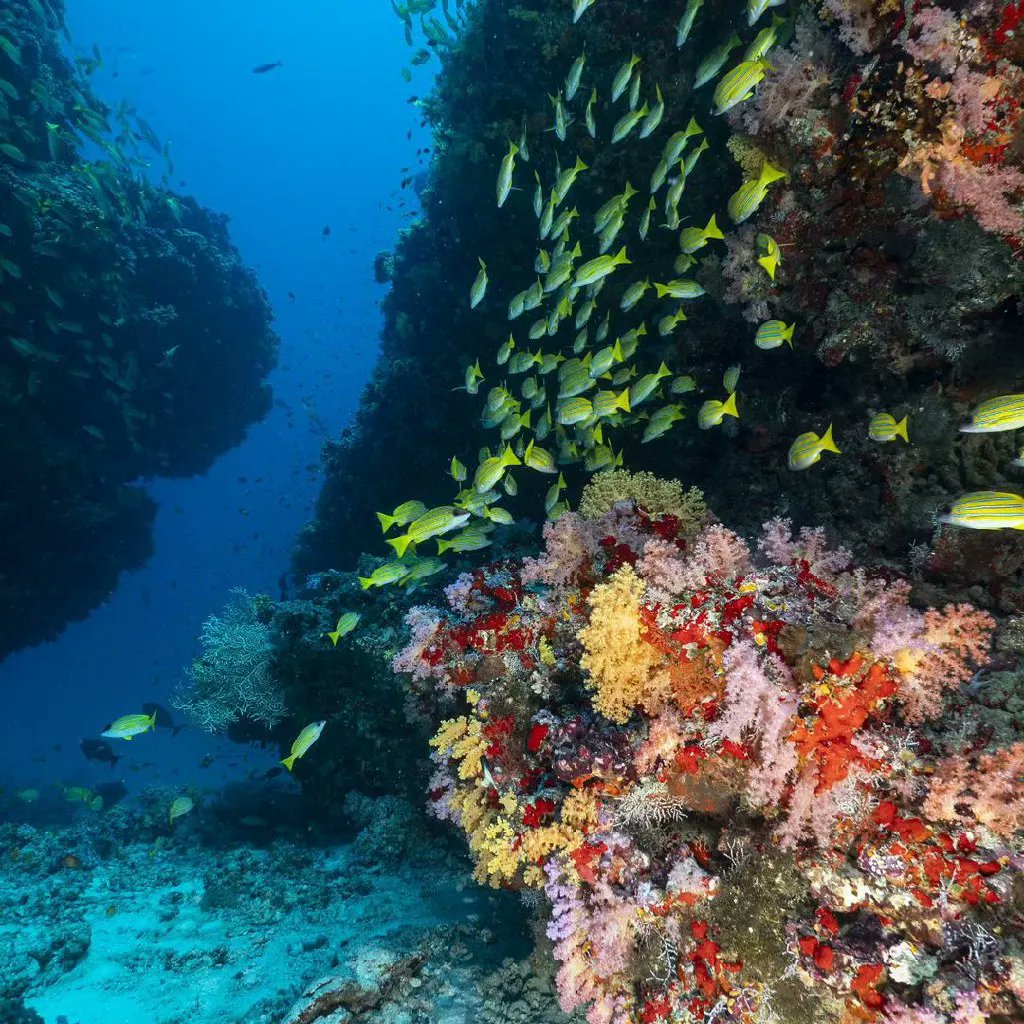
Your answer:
[0,0,429,791]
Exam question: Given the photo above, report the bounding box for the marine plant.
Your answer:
[398,485,1022,1024]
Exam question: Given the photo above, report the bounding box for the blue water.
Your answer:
[0,0,429,790]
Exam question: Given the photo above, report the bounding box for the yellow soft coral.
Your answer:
[520,823,580,863]
[430,716,486,780]
[472,818,524,885]
[561,788,601,832]
[726,133,767,179]
[580,565,666,724]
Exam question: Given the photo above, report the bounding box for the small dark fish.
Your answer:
[80,738,120,769]
[142,703,184,737]
[200,754,215,768]
[253,61,283,74]
[322,225,331,239]
[287,291,296,302]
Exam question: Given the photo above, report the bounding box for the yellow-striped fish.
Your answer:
[676,0,703,46]
[470,258,488,308]
[474,446,522,494]
[558,396,595,425]
[573,0,597,22]
[693,32,742,89]
[659,309,688,336]
[611,54,641,103]
[727,161,787,224]
[723,364,741,393]
[679,213,724,254]
[787,424,841,471]
[496,141,518,208]
[376,500,427,534]
[574,247,631,287]
[593,388,631,418]
[545,473,567,514]
[960,394,1024,433]
[612,102,649,144]
[698,392,739,429]
[566,53,586,102]
[713,58,771,114]
[868,413,909,443]
[638,86,665,138]
[755,320,794,349]
[642,404,685,442]
[102,710,158,741]
[281,721,326,772]
[941,491,1024,530]
[655,279,705,300]
[629,362,672,408]
[388,506,471,557]
[523,439,558,474]
[358,561,412,589]
[757,233,781,279]
[169,796,194,825]
[553,156,588,204]
[327,612,360,646]
[463,360,484,394]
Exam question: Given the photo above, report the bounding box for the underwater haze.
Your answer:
[3,0,1024,1023]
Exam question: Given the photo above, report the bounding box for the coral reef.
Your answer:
[399,489,1020,1024]
[0,0,278,659]
[294,0,1023,617]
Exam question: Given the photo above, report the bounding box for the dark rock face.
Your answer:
[0,0,278,658]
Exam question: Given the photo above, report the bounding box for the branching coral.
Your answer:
[397,488,1017,1024]
[173,589,284,732]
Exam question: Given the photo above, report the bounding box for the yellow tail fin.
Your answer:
[894,416,909,443]
[820,423,841,454]
[722,391,739,418]
[704,213,724,240]
[281,755,296,772]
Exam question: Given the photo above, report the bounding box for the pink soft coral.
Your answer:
[898,603,995,721]
[924,741,1024,837]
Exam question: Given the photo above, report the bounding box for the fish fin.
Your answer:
[281,755,296,772]
[757,160,787,188]
[387,534,414,558]
[820,423,841,454]
[722,391,739,418]
[783,323,794,346]
[895,415,909,443]
[436,538,451,555]
[376,512,395,533]
[149,711,158,731]
[654,284,669,299]
[615,246,631,265]
[704,213,724,240]
[615,389,631,413]
[358,577,374,590]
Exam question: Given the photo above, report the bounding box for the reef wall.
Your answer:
[294,0,1024,614]
[0,0,278,659]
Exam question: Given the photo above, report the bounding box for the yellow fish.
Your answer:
[697,392,739,429]
[376,500,427,534]
[868,413,909,443]
[327,612,360,646]
[941,491,1024,530]
[102,710,157,741]
[787,424,841,471]
[358,561,412,589]
[169,796,194,825]
[496,141,518,207]
[281,720,326,772]
[960,394,1024,433]
[469,258,488,308]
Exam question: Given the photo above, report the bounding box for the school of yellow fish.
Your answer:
[373,0,1024,580]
